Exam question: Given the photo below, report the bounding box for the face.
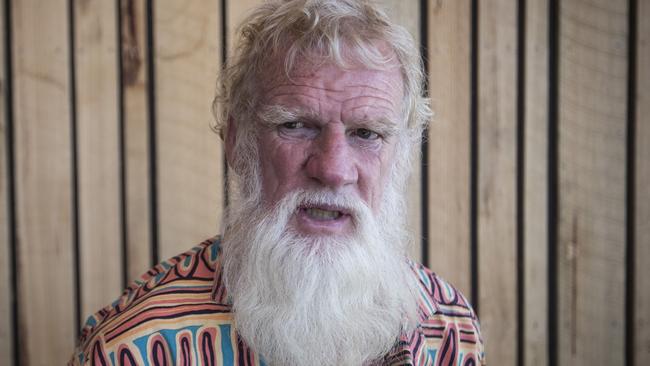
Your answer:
[247,59,405,237]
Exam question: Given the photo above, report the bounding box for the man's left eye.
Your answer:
[354,128,380,140]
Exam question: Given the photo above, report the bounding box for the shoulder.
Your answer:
[406,261,486,365]
[408,261,475,318]
[69,237,229,365]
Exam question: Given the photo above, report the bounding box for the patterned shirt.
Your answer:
[70,237,485,365]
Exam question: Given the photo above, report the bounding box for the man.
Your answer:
[70,0,484,365]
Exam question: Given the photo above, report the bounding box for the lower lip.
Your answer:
[292,208,353,235]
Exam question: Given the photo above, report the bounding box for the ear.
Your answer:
[224,116,237,169]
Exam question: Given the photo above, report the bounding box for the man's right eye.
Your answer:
[277,120,318,139]
[281,121,304,129]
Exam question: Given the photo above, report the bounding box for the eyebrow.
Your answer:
[256,105,319,127]
[256,104,401,138]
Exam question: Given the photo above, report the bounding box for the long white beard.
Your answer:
[221,184,420,366]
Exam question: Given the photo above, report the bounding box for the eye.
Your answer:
[277,120,318,140]
[353,128,380,140]
[281,121,304,129]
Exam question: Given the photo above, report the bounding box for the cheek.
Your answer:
[367,146,398,204]
[353,152,387,205]
[258,138,309,198]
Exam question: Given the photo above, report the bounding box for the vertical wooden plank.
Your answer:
[477,0,518,364]
[524,0,548,365]
[12,0,75,363]
[121,0,152,282]
[155,1,223,260]
[426,0,471,295]
[0,0,11,363]
[375,0,422,263]
[557,0,627,365]
[74,0,122,322]
[635,0,649,363]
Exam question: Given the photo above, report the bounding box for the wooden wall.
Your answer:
[0,0,646,365]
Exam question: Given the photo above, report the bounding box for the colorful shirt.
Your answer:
[70,237,485,365]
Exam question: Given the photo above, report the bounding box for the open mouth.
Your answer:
[294,203,354,234]
[299,205,349,221]
[304,207,341,220]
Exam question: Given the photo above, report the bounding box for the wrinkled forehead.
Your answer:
[259,59,405,125]
[259,52,405,108]
[262,40,402,80]
[264,58,402,89]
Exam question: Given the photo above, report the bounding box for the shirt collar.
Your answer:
[210,236,232,305]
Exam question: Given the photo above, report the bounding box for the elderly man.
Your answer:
[70,0,484,365]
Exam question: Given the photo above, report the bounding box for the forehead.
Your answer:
[260,58,405,122]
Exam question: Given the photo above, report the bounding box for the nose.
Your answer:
[305,129,358,188]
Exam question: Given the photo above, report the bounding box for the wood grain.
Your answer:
[376,0,422,263]
[121,0,152,282]
[74,0,122,323]
[524,0,548,365]
[12,0,75,363]
[155,0,224,260]
[636,0,649,363]
[0,0,11,363]
[0,1,644,364]
[477,0,518,364]
[557,0,628,364]
[426,0,471,295]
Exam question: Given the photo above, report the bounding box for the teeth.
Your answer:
[305,208,341,220]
